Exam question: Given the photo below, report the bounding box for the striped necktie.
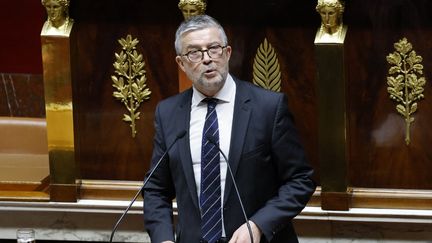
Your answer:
[200,98,222,243]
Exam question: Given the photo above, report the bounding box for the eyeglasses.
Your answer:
[181,45,227,63]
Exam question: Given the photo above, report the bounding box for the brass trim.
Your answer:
[252,38,282,92]
[314,43,348,193]
[386,37,426,145]
[112,35,152,138]
[77,182,432,210]
[0,191,50,202]
[79,179,143,200]
[351,187,432,210]
[41,32,77,202]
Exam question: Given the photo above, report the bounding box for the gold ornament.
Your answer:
[386,37,426,145]
[252,38,282,92]
[112,35,151,138]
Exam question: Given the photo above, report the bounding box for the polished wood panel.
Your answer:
[70,0,181,180]
[4,0,431,204]
[346,1,432,189]
[321,191,351,211]
[223,25,320,183]
[1,0,432,211]
[69,0,321,182]
[70,0,432,190]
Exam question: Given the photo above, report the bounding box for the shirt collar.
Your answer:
[192,74,236,107]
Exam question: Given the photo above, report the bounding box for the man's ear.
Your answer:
[225,46,232,61]
[175,56,186,72]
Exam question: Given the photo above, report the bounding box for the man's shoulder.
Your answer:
[234,77,284,100]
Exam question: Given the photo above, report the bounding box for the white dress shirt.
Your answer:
[189,74,236,235]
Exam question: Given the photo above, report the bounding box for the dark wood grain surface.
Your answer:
[2,0,431,191]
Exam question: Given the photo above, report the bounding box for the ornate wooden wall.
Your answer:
[68,0,321,182]
[345,1,432,189]
[69,0,432,204]
[69,0,180,180]
[1,0,432,207]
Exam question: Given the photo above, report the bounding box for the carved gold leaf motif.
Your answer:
[386,37,426,145]
[253,38,282,92]
[112,35,151,138]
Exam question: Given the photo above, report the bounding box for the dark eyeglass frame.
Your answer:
[181,45,227,63]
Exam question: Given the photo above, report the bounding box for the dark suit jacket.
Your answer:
[143,77,316,243]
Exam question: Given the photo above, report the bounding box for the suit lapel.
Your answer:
[177,81,252,208]
[176,89,200,210]
[224,80,251,204]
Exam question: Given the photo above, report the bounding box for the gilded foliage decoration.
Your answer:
[386,37,426,145]
[253,38,282,92]
[112,35,151,138]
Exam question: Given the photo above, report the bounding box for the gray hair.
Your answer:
[174,15,228,55]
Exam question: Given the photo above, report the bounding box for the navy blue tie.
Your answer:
[200,98,222,243]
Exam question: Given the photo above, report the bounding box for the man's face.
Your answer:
[176,27,232,97]
[44,0,65,23]
[319,6,339,31]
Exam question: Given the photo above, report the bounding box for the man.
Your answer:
[143,15,315,243]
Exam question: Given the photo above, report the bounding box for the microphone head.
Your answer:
[177,130,187,139]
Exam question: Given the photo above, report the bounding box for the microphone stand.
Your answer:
[109,183,144,243]
[109,130,187,243]
[207,136,254,243]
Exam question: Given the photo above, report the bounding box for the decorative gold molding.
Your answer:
[351,187,432,210]
[386,37,426,145]
[112,35,151,138]
[252,38,282,92]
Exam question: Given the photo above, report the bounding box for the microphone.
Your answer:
[109,130,187,243]
[206,135,254,243]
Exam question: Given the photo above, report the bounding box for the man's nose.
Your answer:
[202,51,212,63]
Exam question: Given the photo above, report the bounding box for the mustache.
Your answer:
[202,66,217,73]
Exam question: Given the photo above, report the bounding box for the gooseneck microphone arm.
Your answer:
[206,135,254,243]
[109,130,187,243]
